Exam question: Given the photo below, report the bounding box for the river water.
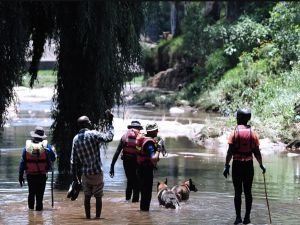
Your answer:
[0,87,300,225]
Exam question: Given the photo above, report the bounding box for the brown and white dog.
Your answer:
[171,178,198,202]
[157,178,179,209]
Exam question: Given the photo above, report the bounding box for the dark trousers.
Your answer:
[232,160,254,219]
[27,174,47,210]
[137,166,153,211]
[123,156,139,202]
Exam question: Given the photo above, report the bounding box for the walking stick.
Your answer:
[263,173,272,224]
[51,165,54,208]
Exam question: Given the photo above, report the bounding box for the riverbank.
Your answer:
[8,85,288,154]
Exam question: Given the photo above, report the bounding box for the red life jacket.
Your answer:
[136,135,157,166]
[121,128,140,158]
[232,125,253,161]
[25,140,49,175]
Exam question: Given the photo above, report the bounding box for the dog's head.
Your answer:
[185,178,198,192]
[157,178,168,192]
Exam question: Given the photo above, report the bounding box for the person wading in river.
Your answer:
[19,126,56,211]
[136,123,160,211]
[109,121,143,202]
[70,111,114,219]
[223,108,266,225]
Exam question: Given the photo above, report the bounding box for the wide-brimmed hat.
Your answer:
[30,126,47,139]
[127,121,143,130]
[146,123,158,132]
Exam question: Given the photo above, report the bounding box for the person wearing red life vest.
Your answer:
[136,123,160,211]
[19,126,56,211]
[223,108,266,225]
[109,121,143,202]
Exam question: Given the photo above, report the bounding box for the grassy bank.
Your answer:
[21,70,57,88]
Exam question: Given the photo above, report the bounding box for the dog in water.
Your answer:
[157,178,179,209]
[171,178,198,202]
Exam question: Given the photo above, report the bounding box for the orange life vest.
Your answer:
[232,125,253,161]
[25,140,49,175]
[122,128,140,158]
[136,135,157,166]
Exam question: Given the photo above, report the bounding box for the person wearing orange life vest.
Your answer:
[19,126,56,211]
[223,108,266,225]
[136,122,160,211]
[109,121,143,202]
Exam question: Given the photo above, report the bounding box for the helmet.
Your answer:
[236,108,251,123]
[77,115,91,128]
[146,123,158,132]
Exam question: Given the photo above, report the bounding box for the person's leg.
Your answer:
[131,162,140,203]
[91,173,104,218]
[26,175,35,210]
[138,167,153,211]
[95,197,102,218]
[84,195,91,219]
[35,175,47,211]
[82,174,93,219]
[137,166,146,210]
[123,159,133,201]
[243,161,254,224]
[124,157,139,202]
[232,161,243,224]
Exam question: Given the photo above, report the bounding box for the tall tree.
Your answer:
[0,1,143,175]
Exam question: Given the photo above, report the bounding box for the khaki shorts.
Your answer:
[82,173,104,198]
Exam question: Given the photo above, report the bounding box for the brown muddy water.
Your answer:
[0,88,300,225]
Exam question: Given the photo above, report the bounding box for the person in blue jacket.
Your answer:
[19,126,56,211]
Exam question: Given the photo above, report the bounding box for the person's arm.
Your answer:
[223,144,233,178]
[70,139,81,181]
[109,139,123,177]
[225,144,234,165]
[47,144,56,162]
[252,131,266,173]
[253,147,266,173]
[19,149,26,187]
[145,142,160,165]
[96,125,114,143]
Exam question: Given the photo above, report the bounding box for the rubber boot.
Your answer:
[95,197,102,218]
[84,195,91,219]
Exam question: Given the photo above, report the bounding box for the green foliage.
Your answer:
[224,16,270,58]
[269,2,300,66]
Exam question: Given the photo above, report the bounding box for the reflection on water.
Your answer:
[1,97,300,224]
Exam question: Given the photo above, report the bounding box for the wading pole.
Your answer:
[51,165,54,208]
[263,173,272,224]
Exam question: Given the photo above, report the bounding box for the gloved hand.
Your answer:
[109,166,114,178]
[260,164,266,174]
[105,109,114,125]
[19,175,25,187]
[223,164,230,178]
